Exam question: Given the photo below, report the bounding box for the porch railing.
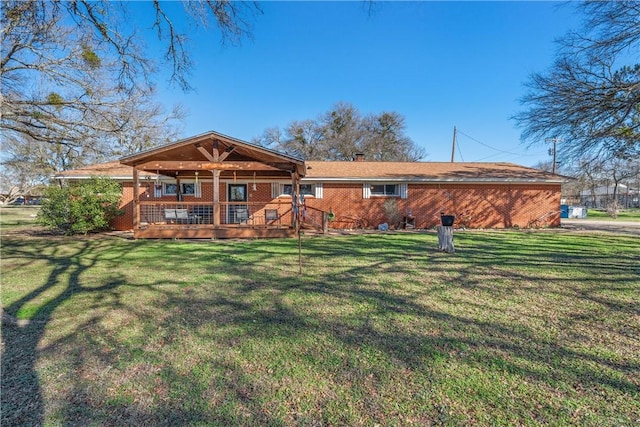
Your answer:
[138,201,293,226]
[301,205,329,233]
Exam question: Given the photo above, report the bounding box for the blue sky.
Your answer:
[148,1,581,166]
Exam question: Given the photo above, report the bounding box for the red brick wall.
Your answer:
[112,180,561,231]
[305,182,561,229]
[113,182,133,231]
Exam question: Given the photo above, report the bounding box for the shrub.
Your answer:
[606,201,620,218]
[382,198,403,229]
[38,177,123,235]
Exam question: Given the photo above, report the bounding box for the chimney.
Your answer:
[354,153,364,162]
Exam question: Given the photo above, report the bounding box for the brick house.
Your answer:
[55,131,563,238]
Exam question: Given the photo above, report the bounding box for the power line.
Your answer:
[456,129,546,160]
[456,134,465,162]
[473,150,548,162]
[457,129,524,156]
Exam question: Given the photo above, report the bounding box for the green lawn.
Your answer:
[0,205,41,229]
[2,207,639,426]
[586,208,640,221]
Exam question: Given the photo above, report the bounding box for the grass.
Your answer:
[586,208,640,222]
[0,205,40,229]
[2,207,639,426]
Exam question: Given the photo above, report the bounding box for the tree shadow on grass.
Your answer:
[1,238,129,426]
[140,234,638,422]
[1,237,296,426]
[2,232,638,425]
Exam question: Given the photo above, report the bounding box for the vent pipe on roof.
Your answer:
[354,153,364,162]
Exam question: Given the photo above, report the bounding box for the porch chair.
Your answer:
[164,209,177,223]
[175,208,190,224]
[235,207,249,224]
[265,209,280,225]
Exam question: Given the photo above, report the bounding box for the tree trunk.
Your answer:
[437,226,455,253]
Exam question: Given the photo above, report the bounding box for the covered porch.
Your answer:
[135,200,296,239]
[120,131,307,239]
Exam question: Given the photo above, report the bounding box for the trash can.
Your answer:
[440,215,455,226]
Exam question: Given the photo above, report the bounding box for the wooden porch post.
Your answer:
[176,174,181,202]
[132,167,140,231]
[291,172,300,229]
[212,140,220,227]
[293,172,303,275]
[213,170,221,227]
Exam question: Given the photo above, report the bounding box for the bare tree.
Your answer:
[255,102,424,161]
[361,111,425,161]
[106,89,185,157]
[561,155,640,214]
[1,88,184,201]
[1,0,259,148]
[532,160,555,174]
[1,0,259,197]
[0,158,49,205]
[603,158,640,215]
[256,120,329,160]
[515,1,640,162]
[320,102,366,160]
[0,133,87,204]
[574,157,607,208]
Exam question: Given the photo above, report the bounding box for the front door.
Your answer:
[228,184,248,224]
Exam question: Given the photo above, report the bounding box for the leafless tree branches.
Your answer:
[1,0,258,193]
[515,1,640,162]
[1,0,258,149]
[254,102,425,161]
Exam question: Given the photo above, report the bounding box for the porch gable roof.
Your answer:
[119,130,306,177]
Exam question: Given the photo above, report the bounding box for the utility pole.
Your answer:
[545,137,562,174]
[451,126,457,163]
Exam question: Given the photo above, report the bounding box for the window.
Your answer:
[370,184,399,196]
[271,182,322,198]
[282,184,314,196]
[162,182,200,197]
[163,183,177,195]
[181,183,195,196]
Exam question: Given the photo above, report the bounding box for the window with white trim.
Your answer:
[370,184,399,196]
[281,184,314,196]
[162,181,201,197]
[399,183,408,199]
[163,183,177,196]
[181,183,196,196]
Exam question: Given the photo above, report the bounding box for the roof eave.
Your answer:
[54,175,138,181]
[302,177,567,184]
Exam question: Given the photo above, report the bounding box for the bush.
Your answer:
[38,177,123,235]
[382,198,403,229]
[606,201,620,218]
